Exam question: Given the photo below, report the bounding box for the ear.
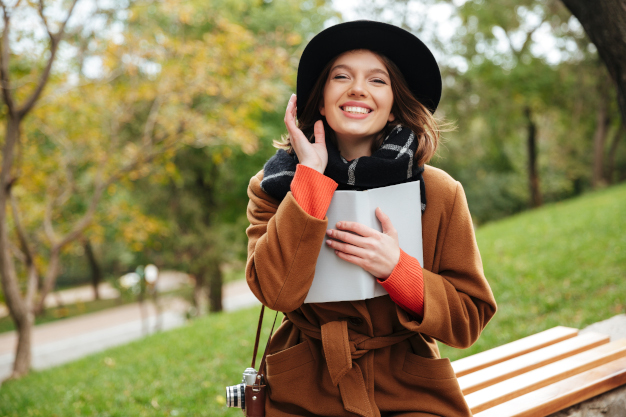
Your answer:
[320,104,326,116]
[388,112,395,122]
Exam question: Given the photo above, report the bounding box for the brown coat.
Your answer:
[245,165,497,417]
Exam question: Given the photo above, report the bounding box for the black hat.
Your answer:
[296,20,442,117]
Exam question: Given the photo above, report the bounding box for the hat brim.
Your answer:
[296,20,442,117]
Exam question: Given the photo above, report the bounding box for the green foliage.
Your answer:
[0,0,335,298]
[1,183,624,415]
[88,0,335,283]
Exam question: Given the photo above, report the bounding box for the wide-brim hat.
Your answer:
[296,20,442,117]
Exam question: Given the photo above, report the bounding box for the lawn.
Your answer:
[1,183,625,417]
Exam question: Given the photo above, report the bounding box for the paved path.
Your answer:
[0,278,259,382]
[0,270,192,318]
[222,278,261,312]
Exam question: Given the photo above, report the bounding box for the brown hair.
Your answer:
[274,49,449,166]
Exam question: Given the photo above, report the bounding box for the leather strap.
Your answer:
[251,305,265,369]
[257,310,279,382]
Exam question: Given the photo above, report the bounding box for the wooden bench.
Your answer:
[451,326,626,416]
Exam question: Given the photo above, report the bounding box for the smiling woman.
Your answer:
[319,50,396,160]
[243,20,497,417]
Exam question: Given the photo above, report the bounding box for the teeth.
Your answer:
[343,106,370,114]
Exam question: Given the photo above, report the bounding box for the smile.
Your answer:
[341,106,372,114]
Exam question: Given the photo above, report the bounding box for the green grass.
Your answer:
[1,183,625,416]
[0,307,269,417]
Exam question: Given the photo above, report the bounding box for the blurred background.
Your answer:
[0,0,624,415]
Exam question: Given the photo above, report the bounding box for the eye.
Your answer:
[333,74,348,80]
[372,78,387,84]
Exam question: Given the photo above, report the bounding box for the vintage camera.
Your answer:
[225,367,259,410]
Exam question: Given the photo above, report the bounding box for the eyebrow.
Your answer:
[330,64,390,77]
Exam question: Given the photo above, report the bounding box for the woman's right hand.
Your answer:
[284,94,328,174]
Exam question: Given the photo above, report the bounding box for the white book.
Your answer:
[304,181,423,303]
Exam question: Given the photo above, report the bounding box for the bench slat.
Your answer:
[459,332,609,395]
[452,326,578,377]
[465,338,626,414]
[473,355,626,417]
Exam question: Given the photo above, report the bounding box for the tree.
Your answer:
[0,0,312,378]
[0,0,81,380]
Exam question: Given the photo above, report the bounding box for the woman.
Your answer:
[245,20,497,417]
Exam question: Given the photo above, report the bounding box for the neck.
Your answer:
[335,133,375,161]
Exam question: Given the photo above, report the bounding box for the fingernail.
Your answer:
[326,240,332,245]
[326,230,332,236]
[291,93,296,99]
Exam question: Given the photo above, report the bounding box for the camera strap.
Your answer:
[250,305,279,381]
[258,308,278,380]
[244,307,279,417]
[251,305,265,369]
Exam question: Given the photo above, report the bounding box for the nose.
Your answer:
[348,78,368,98]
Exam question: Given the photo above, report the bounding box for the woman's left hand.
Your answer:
[325,207,400,279]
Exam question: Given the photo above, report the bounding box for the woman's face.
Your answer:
[320,49,395,148]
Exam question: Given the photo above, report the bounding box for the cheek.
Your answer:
[375,92,394,119]
[382,91,394,111]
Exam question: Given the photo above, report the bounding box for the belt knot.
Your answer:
[286,312,415,417]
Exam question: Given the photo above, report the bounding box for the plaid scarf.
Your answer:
[261,125,426,213]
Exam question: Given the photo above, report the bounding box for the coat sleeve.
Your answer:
[397,181,497,349]
[245,172,329,312]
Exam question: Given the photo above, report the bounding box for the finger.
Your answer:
[326,228,369,248]
[284,96,295,128]
[326,238,368,258]
[313,120,325,145]
[285,97,297,129]
[375,207,397,237]
[333,249,367,269]
[336,221,377,238]
[284,97,301,147]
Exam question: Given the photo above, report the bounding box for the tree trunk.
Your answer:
[208,260,223,313]
[192,270,206,314]
[525,106,542,207]
[0,117,34,379]
[592,83,611,189]
[11,310,34,378]
[560,0,626,127]
[84,239,102,300]
[605,123,625,184]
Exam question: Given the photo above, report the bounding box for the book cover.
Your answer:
[304,181,423,303]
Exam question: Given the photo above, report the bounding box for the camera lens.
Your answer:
[225,383,246,409]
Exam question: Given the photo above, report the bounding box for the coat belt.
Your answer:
[286,312,414,417]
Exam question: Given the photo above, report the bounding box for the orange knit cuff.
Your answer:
[378,249,424,318]
[290,164,338,220]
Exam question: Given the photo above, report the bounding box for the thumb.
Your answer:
[376,207,397,237]
[313,120,325,145]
